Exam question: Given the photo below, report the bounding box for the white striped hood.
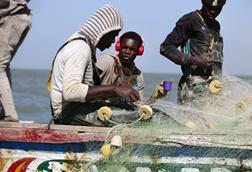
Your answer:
[75,4,123,48]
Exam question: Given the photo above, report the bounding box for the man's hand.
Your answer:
[114,86,140,102]
[150,81,168,99]
[189,52,214,68]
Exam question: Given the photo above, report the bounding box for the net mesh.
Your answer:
[82,75,252,171]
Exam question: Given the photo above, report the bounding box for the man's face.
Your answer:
[202,3,223,21]
[118,38,140,64]
[97,30,120,51]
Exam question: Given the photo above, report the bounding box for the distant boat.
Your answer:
[0,121,252,171]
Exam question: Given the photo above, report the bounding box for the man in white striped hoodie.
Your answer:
[49,4,140,126]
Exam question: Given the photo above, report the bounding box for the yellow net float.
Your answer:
[235,96,252,111]
[138,105,153,120]
[97,106,112,121]
[100,144,112,156]
[235,101,247,111]
[208,79,222,94]
[185,121,197,129]
[100,135,123,157]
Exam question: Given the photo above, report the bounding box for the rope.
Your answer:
[104,114,144,143]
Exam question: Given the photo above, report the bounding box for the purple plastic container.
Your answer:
[163,81,172,91]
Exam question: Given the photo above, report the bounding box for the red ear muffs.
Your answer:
[115,31,144,56]
[138,42,144,55]
[115,39,121,51]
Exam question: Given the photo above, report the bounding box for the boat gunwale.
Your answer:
[0,122,252,149]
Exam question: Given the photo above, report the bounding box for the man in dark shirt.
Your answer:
[160,0,226,105]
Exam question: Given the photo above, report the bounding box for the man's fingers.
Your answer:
[128,90,140,102]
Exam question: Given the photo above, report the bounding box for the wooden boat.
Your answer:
[0,121,252,171]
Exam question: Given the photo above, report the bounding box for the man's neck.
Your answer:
[121,62,136,76]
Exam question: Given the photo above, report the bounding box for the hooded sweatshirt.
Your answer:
[50,4,123,117]
[0,0,29,18]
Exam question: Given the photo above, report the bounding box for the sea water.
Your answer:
[12,69,252,125]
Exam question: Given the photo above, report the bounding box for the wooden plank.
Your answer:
[1,121,252,136]
[1,121,252,149]
[0,121,112,133]
[0,127,252,149]
[0,128,108,143]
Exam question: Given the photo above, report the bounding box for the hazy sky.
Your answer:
[12,0,252,75]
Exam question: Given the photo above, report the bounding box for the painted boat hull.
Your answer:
[0,121,252,171]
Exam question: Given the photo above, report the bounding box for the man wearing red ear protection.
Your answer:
[96,31,145,100]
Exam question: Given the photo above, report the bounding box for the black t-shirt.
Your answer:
[161,10,222,76]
